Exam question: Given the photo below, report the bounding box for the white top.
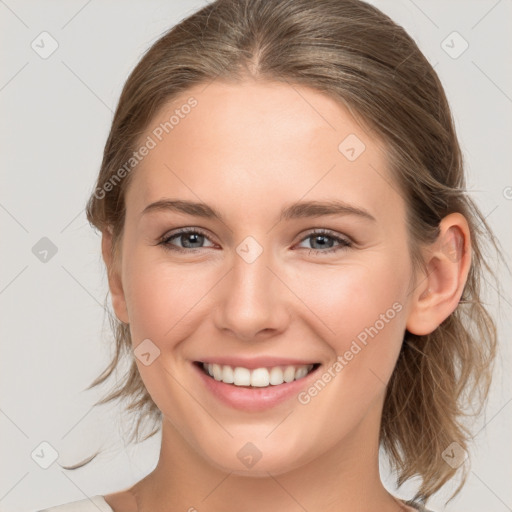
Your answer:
[37,496,113,512]
[37,495,433,512]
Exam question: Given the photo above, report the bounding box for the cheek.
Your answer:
[286,260,409,439]
[121,247,217,345]
[296,256,410,394]
[298,257,408,341]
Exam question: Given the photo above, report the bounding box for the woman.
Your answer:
[39,0,499,510]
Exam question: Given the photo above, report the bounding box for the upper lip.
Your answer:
[194,356,319,369]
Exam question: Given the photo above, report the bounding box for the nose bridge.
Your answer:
[216,234,287,339]
[233,234,271,294]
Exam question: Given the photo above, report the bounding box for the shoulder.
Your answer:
[36,495,113,512]
[403,499,436,512]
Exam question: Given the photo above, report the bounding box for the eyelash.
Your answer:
[157,227,353,256]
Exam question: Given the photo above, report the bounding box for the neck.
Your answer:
[131,398,406,512]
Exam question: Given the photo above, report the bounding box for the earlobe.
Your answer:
[406,213,471,336]
[101,229,129,324]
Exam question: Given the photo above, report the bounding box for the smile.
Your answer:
[195,361,320,388]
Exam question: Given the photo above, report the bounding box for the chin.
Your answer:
[201,442,314,477]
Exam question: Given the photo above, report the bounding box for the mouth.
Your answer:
[193,361,321,388]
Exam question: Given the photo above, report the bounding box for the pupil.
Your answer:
[313,235,331,249]
[184,233,203,248]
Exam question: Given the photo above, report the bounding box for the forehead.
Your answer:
[126,79,403,223]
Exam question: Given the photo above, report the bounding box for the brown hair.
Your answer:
[67,0,500,504]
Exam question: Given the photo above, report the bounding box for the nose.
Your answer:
[214,240,290,342]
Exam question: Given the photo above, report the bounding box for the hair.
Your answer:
[63,0,501,505]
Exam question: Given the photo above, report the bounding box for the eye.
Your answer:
[158,228,216,252]
[157,227,353,255]
[296,229,353,255]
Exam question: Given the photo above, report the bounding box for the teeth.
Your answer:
[233,367,251,386]
[283,366,296,383]
[222,365,234,384]
[212,364,223,381]
[203,363,315,387]
[251,368,269,387]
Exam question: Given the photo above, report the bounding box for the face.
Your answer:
[109,79,419,476]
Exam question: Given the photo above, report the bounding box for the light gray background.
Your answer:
[1,1,511,511]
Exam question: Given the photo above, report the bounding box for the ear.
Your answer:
[101,228,129,324]
[406,212,471,336]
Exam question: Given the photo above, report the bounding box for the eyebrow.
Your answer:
[141,199,376,223]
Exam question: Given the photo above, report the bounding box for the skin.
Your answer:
[101,79,471,512]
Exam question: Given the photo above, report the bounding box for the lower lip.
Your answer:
[192,362,320,412]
